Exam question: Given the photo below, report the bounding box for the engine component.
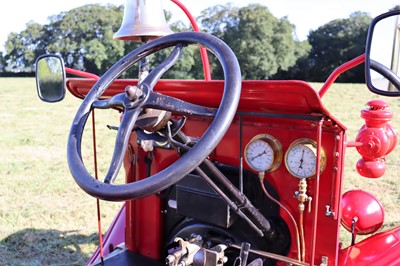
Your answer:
[166,235,228,266]
[176,174,237,228]
[164,165,291,266]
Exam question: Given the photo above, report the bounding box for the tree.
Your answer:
[3,3,307,79]
[0,52,5,72]
[4,22,46,72]
[4,5,195,77]
[198,3,238,38]
[45,4,125,74]
[271,40,311,80]
[4,4,125,75]
[167,19,207,80]
[199,4,309,80]
[306,12,372,82]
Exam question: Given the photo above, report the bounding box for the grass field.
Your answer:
[0,78,123,265]
[0,77,399,265]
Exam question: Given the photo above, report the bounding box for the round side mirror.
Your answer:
[35,54,66,102]
[365,10,400,96]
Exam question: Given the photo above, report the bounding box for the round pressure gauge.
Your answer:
[244,134,282,172]
[285,138,326,179]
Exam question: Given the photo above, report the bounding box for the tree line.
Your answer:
[0,3,375,82]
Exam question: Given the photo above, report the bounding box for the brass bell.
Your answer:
[114,0,173,41]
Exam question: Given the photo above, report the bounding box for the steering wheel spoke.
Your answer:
[92,93,126,109]
[141,44,184,90]
[146,91,217,117]
[104,108,142,184]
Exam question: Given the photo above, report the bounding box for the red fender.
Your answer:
[338,226,400,266]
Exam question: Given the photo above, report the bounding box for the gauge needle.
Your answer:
[251,150,266,161]
[298,150,304,169]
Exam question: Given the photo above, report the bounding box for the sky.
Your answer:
[1,0,400,53]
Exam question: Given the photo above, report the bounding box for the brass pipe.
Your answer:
[296,178,312,262]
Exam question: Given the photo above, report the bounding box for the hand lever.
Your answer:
[238,242,251,266]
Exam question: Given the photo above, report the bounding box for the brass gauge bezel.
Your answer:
[244,134,283,172]
[284,138,326,179]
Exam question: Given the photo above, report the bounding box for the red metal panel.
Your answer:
[66,79,340,122]
[338,227,400,265]
[122,137,164,260]
[122,116,344,264]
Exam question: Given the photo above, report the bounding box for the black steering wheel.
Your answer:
[67,32,241,201]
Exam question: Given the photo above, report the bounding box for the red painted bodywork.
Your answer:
[341,190,384,235]
[338,226,400,265]
[66,56,400,266]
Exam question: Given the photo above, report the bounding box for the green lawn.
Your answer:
[0,78,399,265]
[0,78,123,265]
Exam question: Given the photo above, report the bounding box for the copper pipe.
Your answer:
[299,209,306,262]
[259,174,302,262]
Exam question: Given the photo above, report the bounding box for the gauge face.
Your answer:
[245,140,274,171]
[244,134,282,172]
[285,139,326,178]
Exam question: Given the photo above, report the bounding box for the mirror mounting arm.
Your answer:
[65,67,100,80]
[319,54,365,98]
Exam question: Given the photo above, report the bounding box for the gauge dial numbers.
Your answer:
[244,134,282,172]
[285,138,326,179]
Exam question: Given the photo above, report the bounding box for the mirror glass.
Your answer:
[367,13,400,95]
[35,55,66,102]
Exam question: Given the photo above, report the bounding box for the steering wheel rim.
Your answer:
[369,59,400,92]
[67,32,241,201]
